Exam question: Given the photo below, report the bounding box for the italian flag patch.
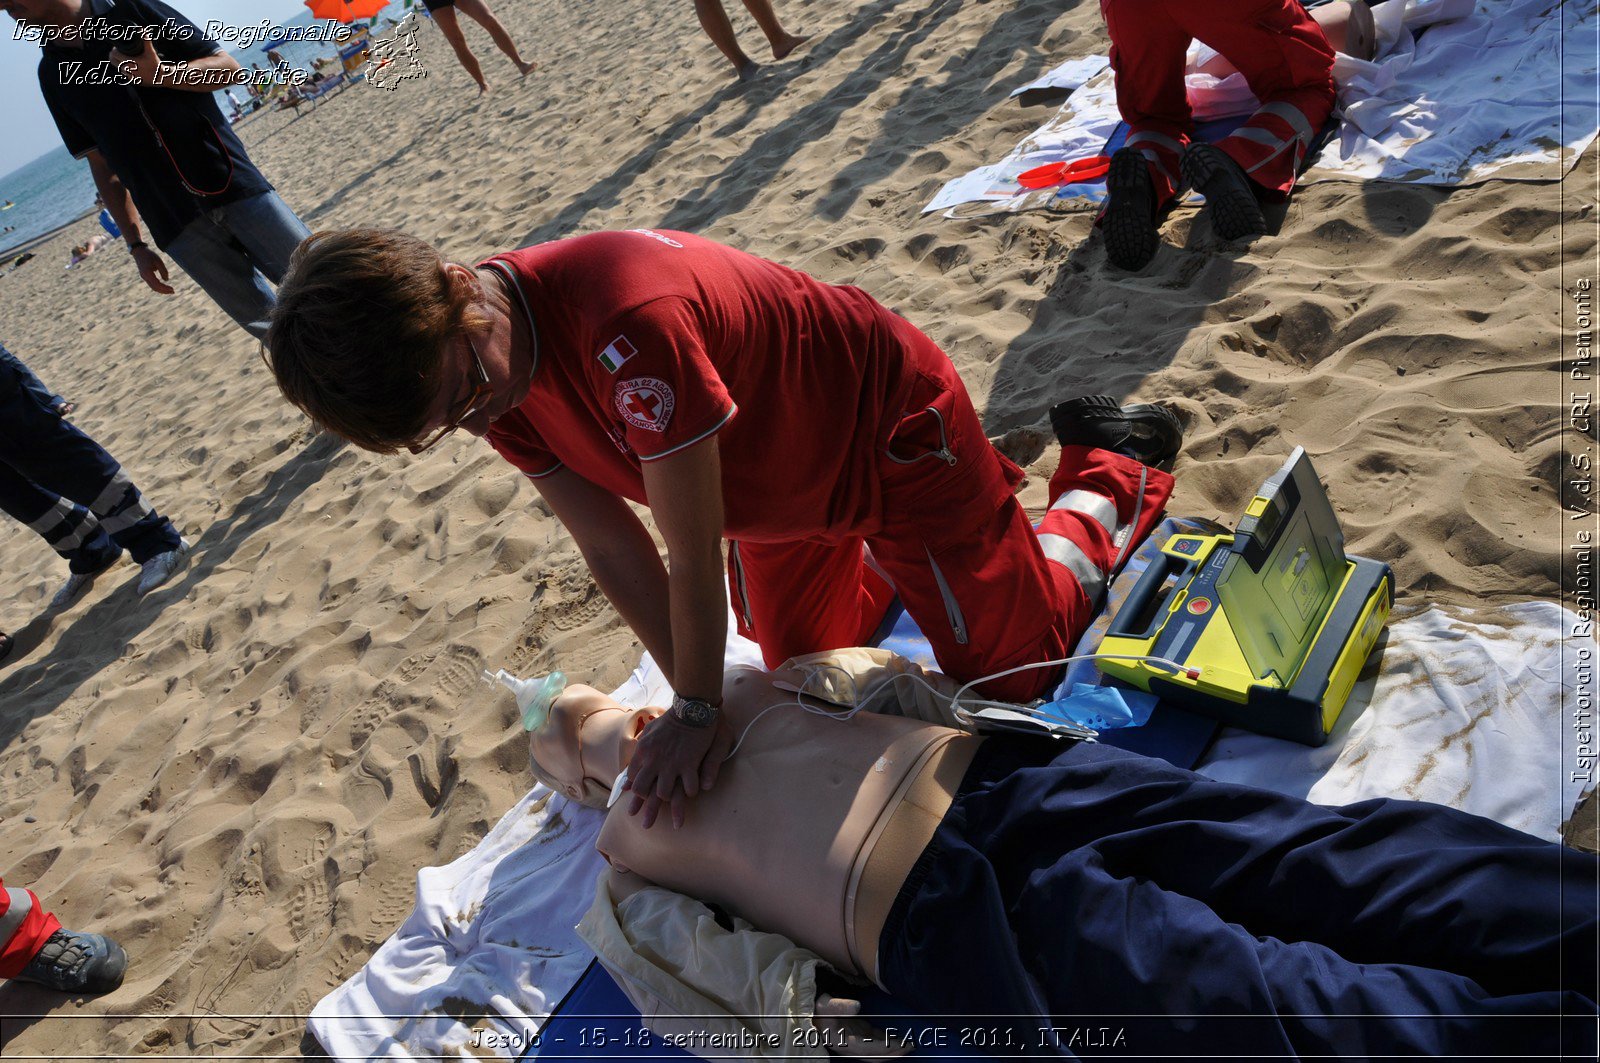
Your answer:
[597,335,637,373]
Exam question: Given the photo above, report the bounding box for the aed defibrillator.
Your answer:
[1096,447,1392,746]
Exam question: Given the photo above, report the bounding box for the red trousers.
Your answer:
[1101,0,1336,202]
[728,331,1173,702]
[0,878,62,978]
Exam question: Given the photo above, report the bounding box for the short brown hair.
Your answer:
[265,229,489,453]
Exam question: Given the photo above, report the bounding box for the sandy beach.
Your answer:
[0,0,1590,1057]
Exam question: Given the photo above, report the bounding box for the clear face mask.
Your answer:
[486,668,567,732]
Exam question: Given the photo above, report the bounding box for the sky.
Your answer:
[0,0,312,175]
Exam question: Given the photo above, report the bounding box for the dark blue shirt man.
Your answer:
[6,0,311,339]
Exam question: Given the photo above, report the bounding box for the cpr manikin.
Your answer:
[526,668,978,983]
[516,664,1595,1061]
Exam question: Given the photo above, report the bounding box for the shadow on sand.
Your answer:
[0,434,345,755]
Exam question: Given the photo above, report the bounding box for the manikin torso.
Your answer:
[596,669,983,983]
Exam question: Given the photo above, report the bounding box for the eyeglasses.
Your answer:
[408,334,492,455]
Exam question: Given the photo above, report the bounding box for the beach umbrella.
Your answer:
[303,0,390,24]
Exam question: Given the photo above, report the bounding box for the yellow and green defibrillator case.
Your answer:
[1097,447,1392,746]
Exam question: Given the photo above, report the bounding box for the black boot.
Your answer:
[1180,142,1266,241]
[1050,395,1183,469]
[14,928,127,995]
[1101,147,1161,271]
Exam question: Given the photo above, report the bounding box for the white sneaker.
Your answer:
[137,538,191,596]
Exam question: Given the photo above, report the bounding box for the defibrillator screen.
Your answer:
[1216,450,1348,685]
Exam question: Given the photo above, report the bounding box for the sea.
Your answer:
[0,0,414,259]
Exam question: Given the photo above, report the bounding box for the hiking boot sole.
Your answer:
[1181,142,1266,242]
[1102,148,1160,271]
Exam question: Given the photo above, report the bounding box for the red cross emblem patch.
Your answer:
[614,377,675,433]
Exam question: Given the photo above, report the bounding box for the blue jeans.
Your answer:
[164,190,311,340]
[0,347,180,569]
[879,738,1599,1058]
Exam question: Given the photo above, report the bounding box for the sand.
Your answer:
[0,0,1589,1057]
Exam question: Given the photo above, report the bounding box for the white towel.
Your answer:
[1200,602,1592,842]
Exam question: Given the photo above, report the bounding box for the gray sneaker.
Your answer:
[49,552,119,611]
[15,927,127,995]
[136,537,191,596]
[50,571,98,611]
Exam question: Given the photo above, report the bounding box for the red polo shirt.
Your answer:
[481,230,929,543]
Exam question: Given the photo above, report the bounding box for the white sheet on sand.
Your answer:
[310,600,1590,1061]
[925,0,1599,215]
[1007,56,1110,99]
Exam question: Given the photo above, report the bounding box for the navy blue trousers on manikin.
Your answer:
[0,345,180,571]
[877,738,1600,1059]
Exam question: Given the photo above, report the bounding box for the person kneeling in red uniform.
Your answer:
[265,228,1181,830]
[1098,0,1341,270]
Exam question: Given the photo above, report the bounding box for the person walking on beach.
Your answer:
[5,0,312,339]
[693,0,807,79]
[419,0,536,94]
[0,344,190,609]
[264,227,1180,830]
[1097,0,1337,270]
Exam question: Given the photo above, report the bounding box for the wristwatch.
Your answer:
[670,694,720,728]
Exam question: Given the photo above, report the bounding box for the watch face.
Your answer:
[673,696,717,728]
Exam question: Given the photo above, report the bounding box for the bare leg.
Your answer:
[432,7,489,93]
[455,0,537,76]
[738,0,807,60]
[693,0,758,77]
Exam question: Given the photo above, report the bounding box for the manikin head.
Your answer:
[526,684,662,809]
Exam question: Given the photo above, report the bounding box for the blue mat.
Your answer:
[522,519,1223,1061]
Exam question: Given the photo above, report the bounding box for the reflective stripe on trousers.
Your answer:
[1035,476,1146,605]
[0,888,34,949]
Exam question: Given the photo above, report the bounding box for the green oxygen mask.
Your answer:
[485,668,566,732]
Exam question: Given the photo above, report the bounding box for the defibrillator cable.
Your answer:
[720,652,1201,762]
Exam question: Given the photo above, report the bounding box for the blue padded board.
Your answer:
[523,519,1224,1062]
